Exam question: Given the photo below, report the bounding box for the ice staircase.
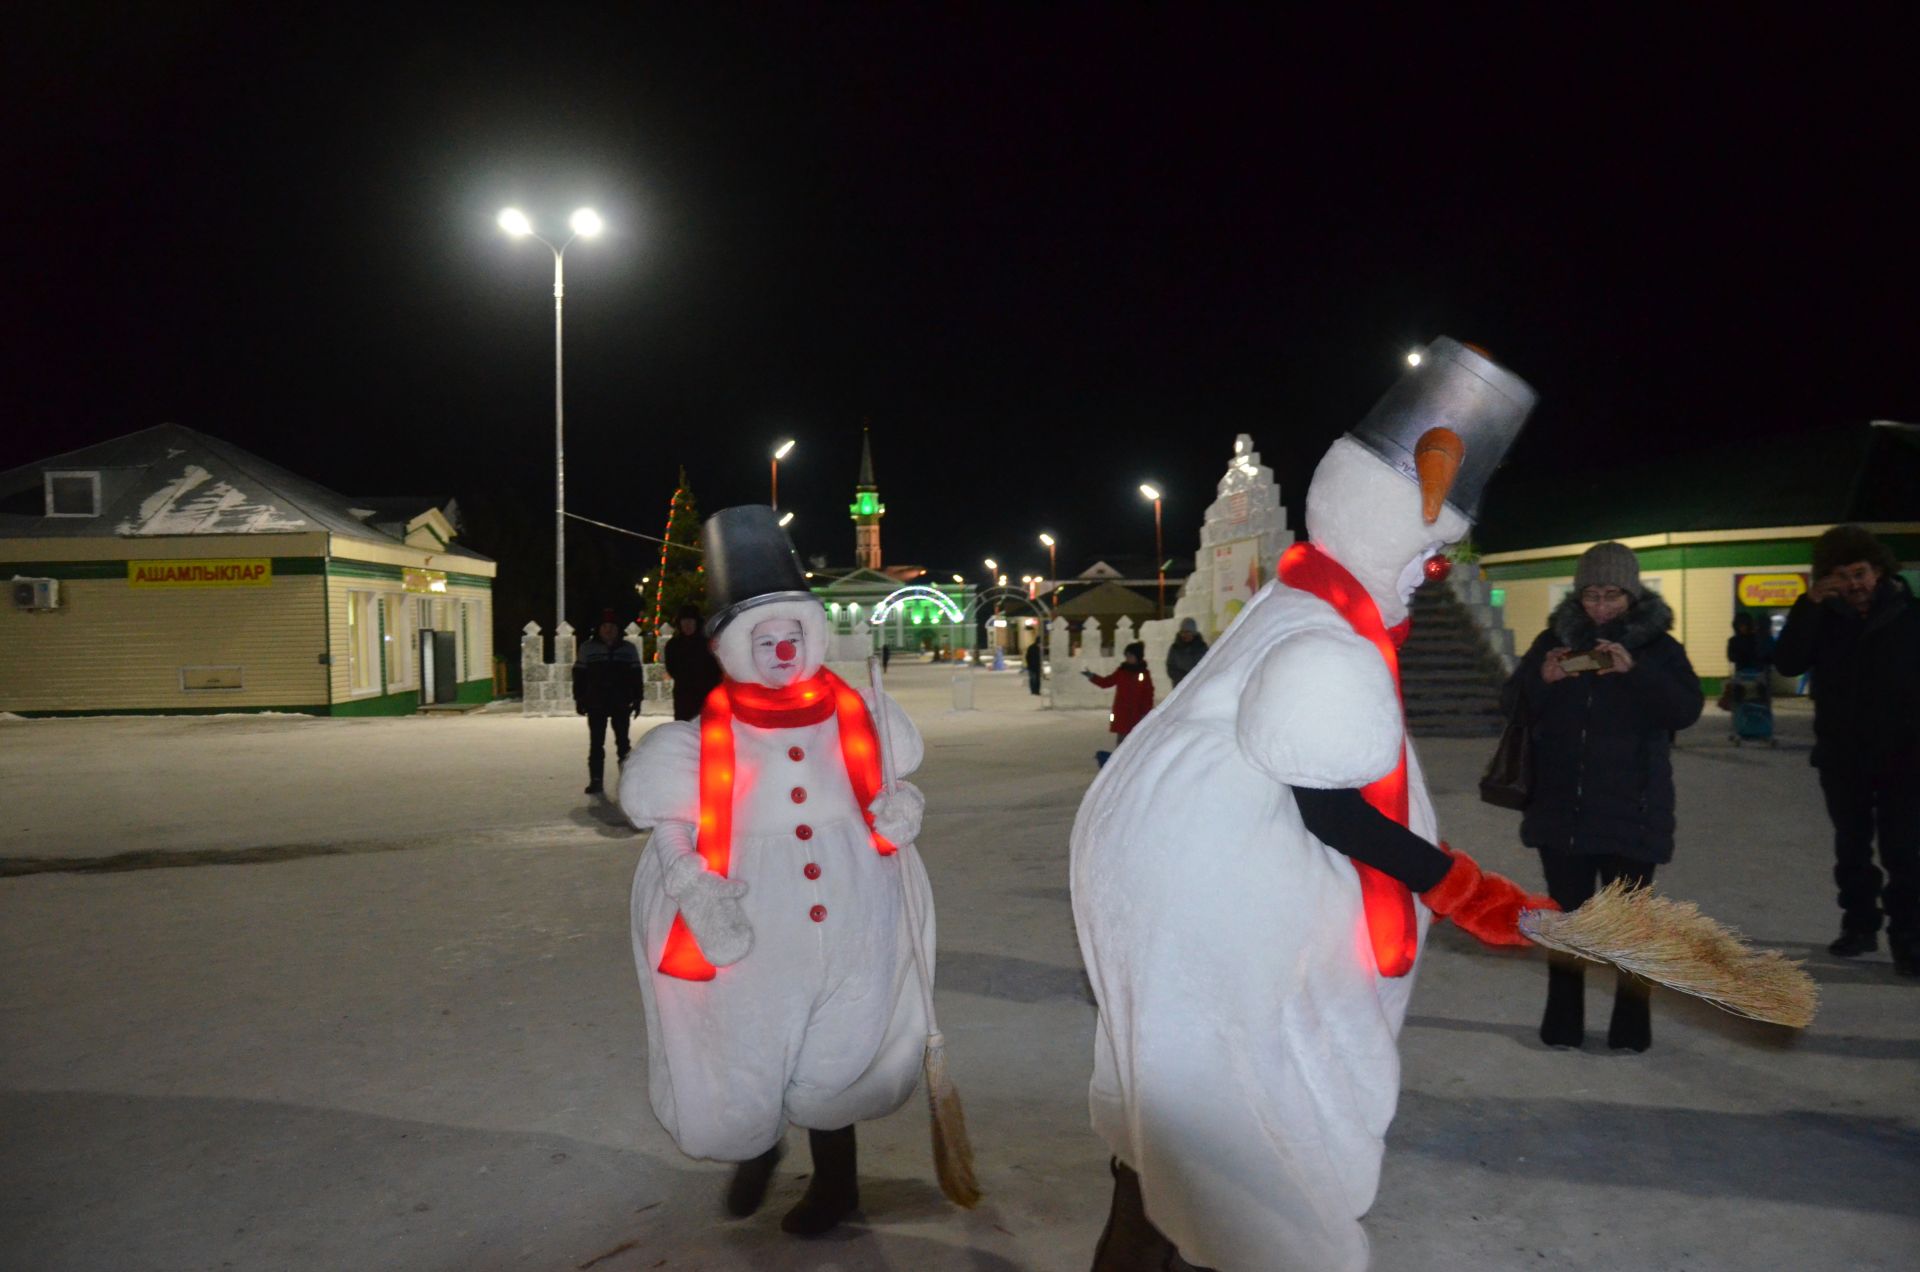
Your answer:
[1401,580,1511,738]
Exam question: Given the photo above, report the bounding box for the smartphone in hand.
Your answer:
[1559,648,1616,674]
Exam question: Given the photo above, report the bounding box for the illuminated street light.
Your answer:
[497,204,607,633]
[951,574,964,584]
[1140,484,1165,618]
[1038,533,1058,609]
[771,438,796,509]
[1406,349,1423,367]
[984,557,998,573]
[778,511,795,528]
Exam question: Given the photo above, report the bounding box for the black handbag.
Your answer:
[1478,713,1533,810]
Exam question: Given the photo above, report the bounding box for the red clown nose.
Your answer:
[775,639,797,661]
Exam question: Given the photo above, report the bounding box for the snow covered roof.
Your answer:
[0,424,491,561]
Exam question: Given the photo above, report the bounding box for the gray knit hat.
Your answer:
[1573,541,1642,599]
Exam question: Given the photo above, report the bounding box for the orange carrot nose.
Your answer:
[1414,427,1465,524]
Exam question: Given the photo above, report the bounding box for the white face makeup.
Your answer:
[750,617,807,688]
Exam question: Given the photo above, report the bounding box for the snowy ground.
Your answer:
[1,664,1914,1271]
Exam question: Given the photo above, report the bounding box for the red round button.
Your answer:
[795,824,813,841]
[804,862,821,880]
[790,786,807,804]
[789,746,805,761]
[809,904,827,923]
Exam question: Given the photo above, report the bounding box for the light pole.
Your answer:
[1139,484,1164,619]
[498,205,603,634]
[771,439,795,509]
[1038,533,1057,610]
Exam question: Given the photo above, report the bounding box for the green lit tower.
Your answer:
[850,426,885,570]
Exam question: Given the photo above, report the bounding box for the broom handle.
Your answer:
[868,656,943,1038]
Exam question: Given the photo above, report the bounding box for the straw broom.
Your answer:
[867,657,983,1208]
[1518,879,1818,1028]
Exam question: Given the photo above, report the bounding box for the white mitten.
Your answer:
[867,780,926,846]
[661,850,753,967]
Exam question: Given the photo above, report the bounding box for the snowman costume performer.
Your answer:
[1072,339,1557,1271]
[620,505,933,1236]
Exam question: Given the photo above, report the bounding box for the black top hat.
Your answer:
[701,505,814,637]
[1347,337,1538,520]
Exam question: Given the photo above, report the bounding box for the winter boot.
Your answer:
[1828,929,1878,958]
[1091,1159,1214,1271]
[724,1140,783,1218]
[1539,957,1585,1049]
[1607,974,1652,1052]
[780,1126,859,1237]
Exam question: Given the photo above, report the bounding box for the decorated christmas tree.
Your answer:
[650,468,707,642]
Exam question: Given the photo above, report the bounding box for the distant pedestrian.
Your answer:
[1500,542,1702,1050]
[881,642,891,672]
[575,609,642,795]
[1771,525,1919,976]
[1025,639,1043,695]
[1166,617,1209,687]
[1084,640,1154,765]
[663,603,723,722]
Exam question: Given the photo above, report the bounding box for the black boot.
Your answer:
[780,1126,859,1237]
[1091,1159,1213,1271]
[1828,929,1878,958]
[724,1141,783,1218]
[1540,957,1585,1050]
[1607,974,1652,1052]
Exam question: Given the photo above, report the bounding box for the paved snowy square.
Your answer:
[1,665,1914,1270]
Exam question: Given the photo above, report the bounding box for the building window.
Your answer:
[347,591,379,693]
[44,471,101,517]
[384,595,410,690]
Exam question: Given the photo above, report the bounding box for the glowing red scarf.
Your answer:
[657,667,894,981]
[1276,542,1418,978]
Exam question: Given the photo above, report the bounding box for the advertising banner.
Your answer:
[1734,572,1809,608]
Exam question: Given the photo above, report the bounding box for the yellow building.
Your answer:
[1477,422,1920,692]
[1,424,496,716]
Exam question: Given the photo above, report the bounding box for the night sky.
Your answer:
[6,6,1912,594]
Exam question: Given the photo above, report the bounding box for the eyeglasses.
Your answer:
[1580,587,1629,604]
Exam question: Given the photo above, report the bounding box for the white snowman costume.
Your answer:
[621,597,934,1162]
[1072,340,1539,1271]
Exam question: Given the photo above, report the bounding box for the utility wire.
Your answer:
[564,510,704,552]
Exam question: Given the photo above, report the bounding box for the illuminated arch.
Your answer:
[869,585,967,626]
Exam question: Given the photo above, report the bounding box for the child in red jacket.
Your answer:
[1085,641,1155,766]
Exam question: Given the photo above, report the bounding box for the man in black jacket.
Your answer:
[1772,525,1920,976]
[662,603,723,722]
[575,609,642,795]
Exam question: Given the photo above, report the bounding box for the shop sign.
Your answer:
[128,558,273,588]
[403,568,448,594]
[1735,572,1808,607]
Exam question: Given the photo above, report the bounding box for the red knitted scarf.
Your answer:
[1276,542,1418,978]
[657,667,893,981]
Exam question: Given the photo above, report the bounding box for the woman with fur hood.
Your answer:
[1501,541,1703,1051]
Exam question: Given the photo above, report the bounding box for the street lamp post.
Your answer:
[498,205,603,635]
[1139,484,1164,619]
[771,439,795,509]
[1038,533,1057,610]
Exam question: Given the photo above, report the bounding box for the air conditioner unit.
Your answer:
[10,578,59,611]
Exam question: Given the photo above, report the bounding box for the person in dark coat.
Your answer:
[1501,542,1703,1051]
[1770,524,1920,976]
[662,603,723,723]
[1024,638,1044,695]
[576,609,642,795]
[1085,640,1155,766]
[1165,617,1209,687]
